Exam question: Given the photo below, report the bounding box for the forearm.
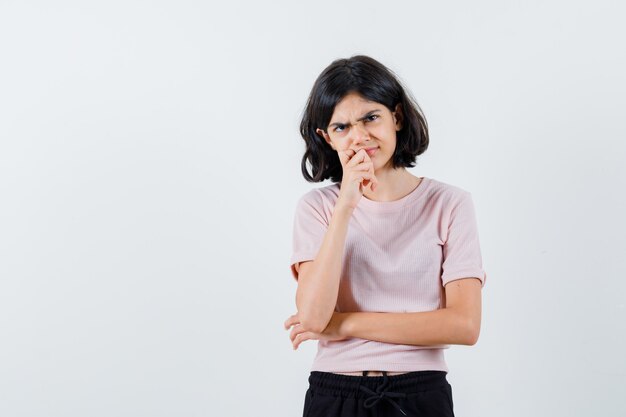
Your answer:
[341,308,474,346]
[296,203,354,333]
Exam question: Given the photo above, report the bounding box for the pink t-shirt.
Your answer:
[289,176,487,373]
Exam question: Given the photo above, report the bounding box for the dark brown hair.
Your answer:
[298,55,429,183]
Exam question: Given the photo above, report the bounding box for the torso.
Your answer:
[332,174,424,379]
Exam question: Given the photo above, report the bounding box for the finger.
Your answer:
[290,324,303,342]
[358,173,375,191]
[352,161,373,172]
[293,331,314,350]
[290,322,311,342]
[284,314,299,330]
[368,176,379,192]
[357,171,374,183]
[344,148,364,168]
[366,159,378,191]
[338,148,355,167]
[369,170,379,190]
[346,149,368,168]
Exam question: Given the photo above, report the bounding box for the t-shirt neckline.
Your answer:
[349,176,431,213]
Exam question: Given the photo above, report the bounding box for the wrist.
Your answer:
[334,201,356,215]
[338,312,354,338]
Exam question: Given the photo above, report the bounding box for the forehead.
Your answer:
[330,93,385,120]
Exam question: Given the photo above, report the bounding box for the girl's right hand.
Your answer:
[336,148,379,209]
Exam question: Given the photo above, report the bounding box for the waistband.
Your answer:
[309,370,448,394]
[308,370,449,416]
[336,370,412,376]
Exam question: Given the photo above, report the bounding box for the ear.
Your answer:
[393,103,403,131]
[316,128,335,149]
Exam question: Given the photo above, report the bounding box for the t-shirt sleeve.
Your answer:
[441,191,487,288]
[289,192,329,282]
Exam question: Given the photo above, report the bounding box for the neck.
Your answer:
[362,168,421,202]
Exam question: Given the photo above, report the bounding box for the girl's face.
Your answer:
[316,92,403,171]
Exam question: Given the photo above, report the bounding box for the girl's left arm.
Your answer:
[340,277,482,346]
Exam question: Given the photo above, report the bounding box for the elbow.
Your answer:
[295,278,334,334]
[448,308,479,346]
[464,318,481,346]
[307,320,328,335]
[449,307,481,346]
[295,296,330,334]
[298,313,328,334]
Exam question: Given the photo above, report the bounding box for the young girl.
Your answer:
[284,55,487,417]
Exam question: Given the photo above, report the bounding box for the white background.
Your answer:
[1,1,625,416]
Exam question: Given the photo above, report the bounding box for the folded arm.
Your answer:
[340,277,483,346]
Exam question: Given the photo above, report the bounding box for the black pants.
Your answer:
[302,370,454,417]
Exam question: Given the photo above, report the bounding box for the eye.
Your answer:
[366,114,379,122]
[333,125,346,132]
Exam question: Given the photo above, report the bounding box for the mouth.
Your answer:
[365,147,378,156]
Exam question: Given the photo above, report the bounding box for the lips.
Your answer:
[365,147,378,156]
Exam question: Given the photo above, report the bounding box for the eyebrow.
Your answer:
[329,110,382,129]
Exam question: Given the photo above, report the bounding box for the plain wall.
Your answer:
[1,1,624,416]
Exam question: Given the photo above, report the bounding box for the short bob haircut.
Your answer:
[299,55,429,184]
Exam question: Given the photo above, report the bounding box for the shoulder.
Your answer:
[425,177,473,207]
[295,182,340,208]
[293,183,341,222]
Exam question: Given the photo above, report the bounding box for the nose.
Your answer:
[350,121,370,146]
